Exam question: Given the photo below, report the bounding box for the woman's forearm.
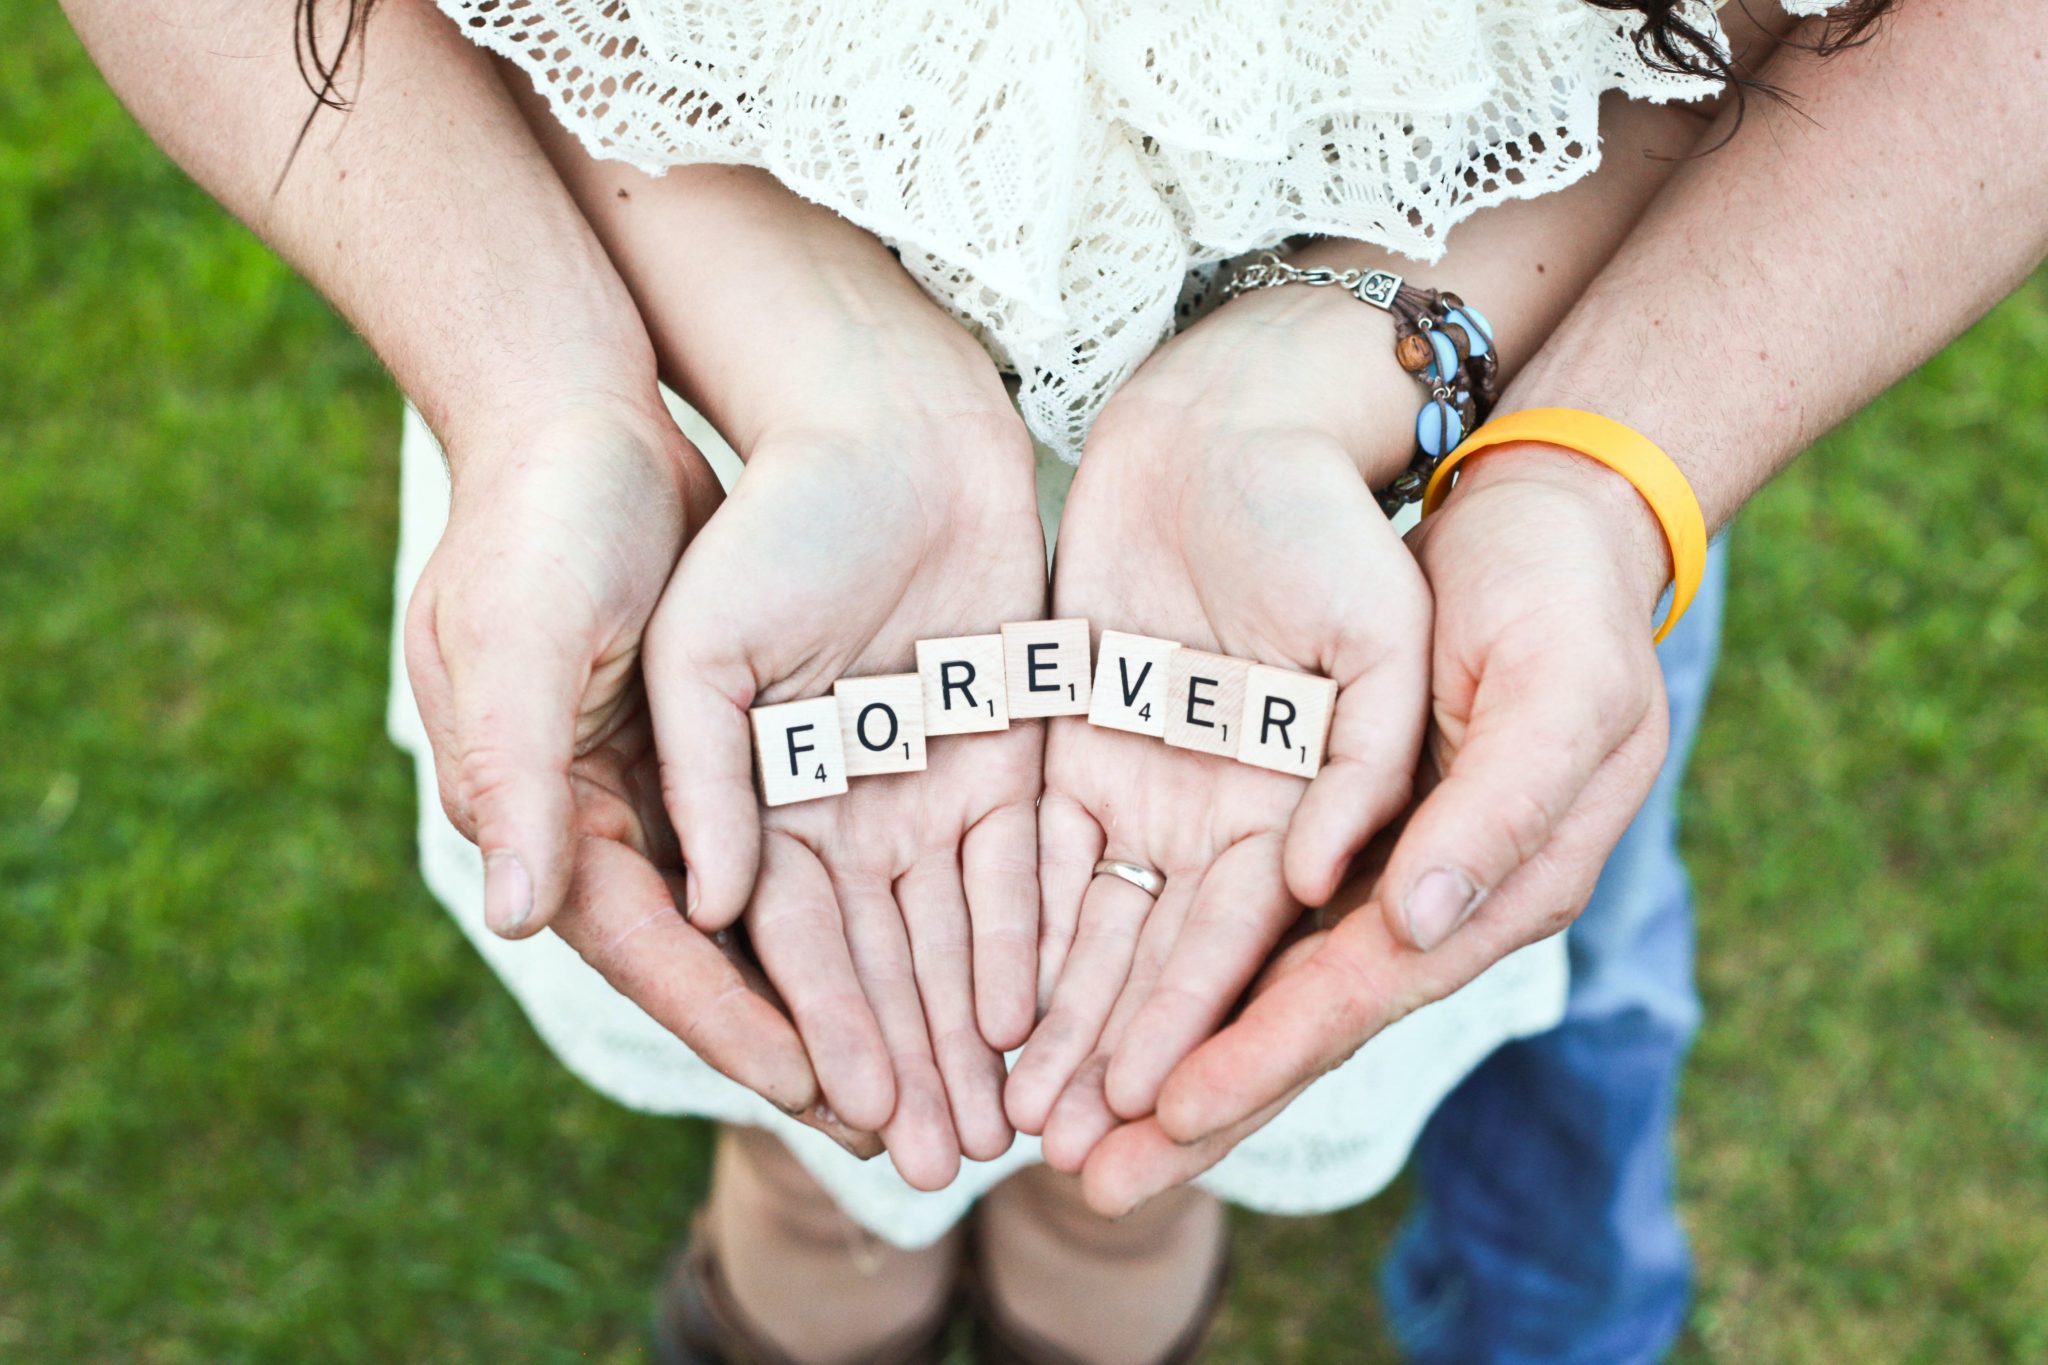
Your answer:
[1173,92,1720,486]
[1498,0,2048,535]
[62,0,664,461]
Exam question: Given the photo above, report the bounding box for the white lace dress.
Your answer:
[395,0,1784,1246]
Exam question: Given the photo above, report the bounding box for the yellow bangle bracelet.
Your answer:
[1420,408,1707,645]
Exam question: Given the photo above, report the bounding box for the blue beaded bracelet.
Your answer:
[1223,252,1500,515]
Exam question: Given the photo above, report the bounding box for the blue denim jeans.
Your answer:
[1382,539,1731,1365]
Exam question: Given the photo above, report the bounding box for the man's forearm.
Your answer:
[1498,0,2048,535]
[63,0,662,460]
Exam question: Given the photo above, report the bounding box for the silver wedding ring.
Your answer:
[1093,858,1166,899]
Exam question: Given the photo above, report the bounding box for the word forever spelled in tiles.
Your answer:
[1238,664,1339,778]
[750,696,849,807]
[834,673,927,777]
[746,621,1339,804]
[1001,619,1093,718]
[1163,649,1251,758]
[1087,630,1179,736]
[916,634,1010,735]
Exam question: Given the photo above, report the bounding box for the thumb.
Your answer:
[1381,637,1655,951]
[409,578,585,939]
[641,617,762,933]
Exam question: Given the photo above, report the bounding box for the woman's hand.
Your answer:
[1003,283,1434,1168]
[641,243,1048,1191]
[1074,443,1676,1215]
[406,409,875,1154]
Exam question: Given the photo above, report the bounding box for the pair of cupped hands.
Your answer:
[405,231,1676,1217]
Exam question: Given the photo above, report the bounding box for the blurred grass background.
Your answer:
[3,6,2044,1362]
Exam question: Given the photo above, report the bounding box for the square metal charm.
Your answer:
[1353,269,1402,309]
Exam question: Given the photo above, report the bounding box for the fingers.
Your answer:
[1282,619,1430,909]
[1378,643,1655,951]
[893,860,1014,1163]
[1079,1086,1303,1220]
[834,874,962,1192]
[1039,880,1190,1170]
[1033,790,1104,1014]
[1155,715,1669,1147]
[1154,903,1404,1146]
[746,832,896,1133]
[1040,1054,1122,1174]
[408,580,584,939]
[1104,834,1297,1120]
[1005,871,1171,1134]
[552,836,818,1116]
[641,614,763,932]
[961,798,1041,1051]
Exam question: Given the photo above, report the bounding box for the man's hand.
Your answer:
[404,411,708,937]
[1004,283,1434,1169]
[406,410,875,1153]
[1076,443,1675,1215]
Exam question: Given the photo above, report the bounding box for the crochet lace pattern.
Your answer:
[436,1,1792,459]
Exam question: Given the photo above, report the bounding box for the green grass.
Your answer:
[4,8,2045,1362]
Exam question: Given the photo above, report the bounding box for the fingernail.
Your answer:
[484,850,533,937]
[1405,868,1483,950]
[683,863,702,924]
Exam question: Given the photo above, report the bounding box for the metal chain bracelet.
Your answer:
[1222,250,1499,516]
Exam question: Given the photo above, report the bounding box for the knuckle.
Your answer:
[792,986,869,1029]
[1144,980,1216,1031]
[1328,962,1384,1039]
[453,743,530,827]
[1532,894,1589,942]
[971,846,1041,886]
[910,921,972,963]
[1524,852,1602,941]
[431,581,502,656]
[932,1023,992,1068]
[1579,640,1655,723]
[1306,936,1381,1040]
[434,772,475,837]
[402,582,440,666]
[676,977,754,1048]
[1486,784,1558,870]
[976,921,1040,963]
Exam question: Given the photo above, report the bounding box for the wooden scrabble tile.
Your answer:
[833,673,928,776]
[1163,649,1252,758]
[1001,618,1093,718]
[1086,630,1180,737]
[915,634,1010,735]
[750,696,850,806]
[1238,664,1339,778]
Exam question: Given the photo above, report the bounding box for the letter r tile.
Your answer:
[1238,664,1338,778]
[915,634,1010,735]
